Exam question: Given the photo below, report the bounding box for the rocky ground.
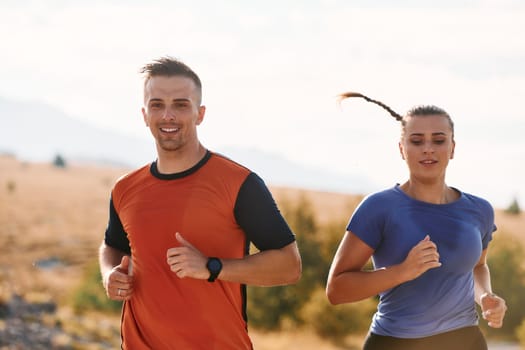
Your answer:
[0,293,521,350]
[0,294,116,350]
[0,294,65,349]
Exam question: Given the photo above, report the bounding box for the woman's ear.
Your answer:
[399,141,406,160]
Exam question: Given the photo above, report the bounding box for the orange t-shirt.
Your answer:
[105,151,295,349]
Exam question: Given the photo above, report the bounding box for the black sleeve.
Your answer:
[104,196,131,255]
[234,172,296,251]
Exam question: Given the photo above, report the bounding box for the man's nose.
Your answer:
[161,108,176,120]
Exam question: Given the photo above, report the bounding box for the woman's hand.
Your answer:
[480,292,507,328]
[399,235,442,281]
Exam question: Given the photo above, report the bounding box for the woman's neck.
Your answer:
[399,179,458,205]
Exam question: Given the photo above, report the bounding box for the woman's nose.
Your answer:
[423,141,434,153]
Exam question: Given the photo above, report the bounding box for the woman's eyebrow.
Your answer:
[409,132,448,136]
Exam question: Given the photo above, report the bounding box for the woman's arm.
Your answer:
[473,248,507,328]
[326,231,441,304]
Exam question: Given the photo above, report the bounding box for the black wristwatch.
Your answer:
[206,257,222,282]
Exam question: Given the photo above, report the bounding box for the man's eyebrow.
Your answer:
[147,98,191,102]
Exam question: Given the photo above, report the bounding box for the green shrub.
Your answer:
[248,195,365,332]
[52,154,67,168]
[505,198,521,215]
[248,195,325,328]
[6,179,16,194]
[247,284,298,330]
[301,288,375,342]
[70,259,122,314]
[481,233,525,339]
[516,318,525,348]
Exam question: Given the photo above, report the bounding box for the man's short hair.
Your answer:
[140,56,202,104]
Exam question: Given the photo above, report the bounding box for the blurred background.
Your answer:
[1,0,524,349]
[1,0,524,208]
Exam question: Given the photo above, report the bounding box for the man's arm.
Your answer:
[167,171,302,286]
[220,241,301,286]
[167,233,300,286]
[99,242,133,300]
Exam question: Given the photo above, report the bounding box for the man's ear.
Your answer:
[450,140,456,159]
[196,105,206,125]
[142,107,149,126]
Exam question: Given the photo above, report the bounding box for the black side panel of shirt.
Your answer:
[104,196,131,255]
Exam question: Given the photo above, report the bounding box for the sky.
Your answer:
[1,0,524,209]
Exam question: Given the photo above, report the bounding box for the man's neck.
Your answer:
[156,143,207,174]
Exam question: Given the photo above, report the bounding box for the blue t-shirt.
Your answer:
[347,185,495,338]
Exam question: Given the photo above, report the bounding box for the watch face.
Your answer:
[208,258,221,272]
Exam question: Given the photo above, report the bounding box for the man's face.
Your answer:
[142,75,205,153]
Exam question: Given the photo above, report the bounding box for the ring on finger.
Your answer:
[118,288,122,296]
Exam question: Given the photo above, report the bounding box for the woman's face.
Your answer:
[399,114,455,184]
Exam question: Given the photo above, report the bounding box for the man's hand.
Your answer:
[166,232,209,280]
[103,255,134,300]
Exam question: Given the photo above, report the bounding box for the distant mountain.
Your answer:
[217,146,375,194]
[0,97,156,168]
[0,97,375,194]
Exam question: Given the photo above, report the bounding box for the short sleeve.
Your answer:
[480,198,496,249]
[234,173,296,251]
[346,193,387,250]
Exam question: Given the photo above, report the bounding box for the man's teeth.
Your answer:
[161,128,178,132]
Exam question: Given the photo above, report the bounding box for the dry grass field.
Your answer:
[0,154,523,349]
